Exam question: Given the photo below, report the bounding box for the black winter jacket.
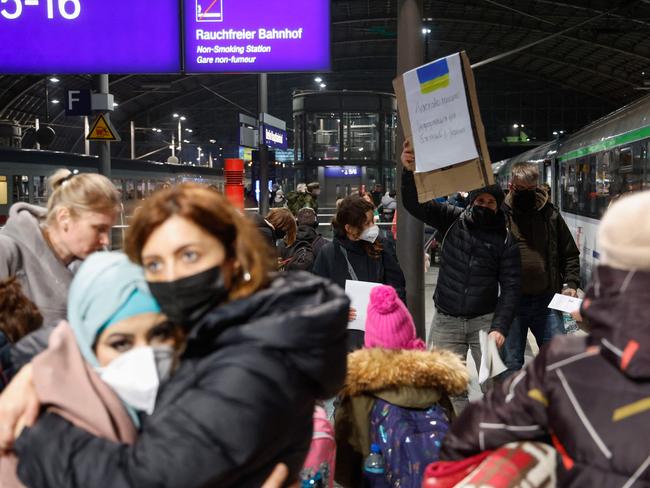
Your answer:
[15,273,350,488]
[441,266,650,487]
[402,169,521,335]
[313,236,406,349]
[503,191,581,294]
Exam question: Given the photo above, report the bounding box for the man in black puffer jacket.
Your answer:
[401,140,521,413]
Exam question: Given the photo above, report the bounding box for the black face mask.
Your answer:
[274,228,286,240]
[471,206,499,226]
[147,265,228,330]
[513,189,537,211]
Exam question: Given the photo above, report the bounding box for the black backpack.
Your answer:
[283,239,315,271]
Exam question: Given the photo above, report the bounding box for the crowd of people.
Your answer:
[0,148,647,487]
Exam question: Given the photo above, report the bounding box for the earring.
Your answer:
[242,271,252,282]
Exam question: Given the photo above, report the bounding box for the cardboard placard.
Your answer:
[393,51,493,202]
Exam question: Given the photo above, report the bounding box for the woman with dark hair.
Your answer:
[0,278,43,391]
[0,184,349,487]
[313,195,406,349]
[251,208,298,253]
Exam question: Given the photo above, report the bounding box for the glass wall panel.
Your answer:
[306,113,340,160]
[384,114,396,162]
[343,113,378,161]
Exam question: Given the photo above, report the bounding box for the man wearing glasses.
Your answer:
[502,162,580,375]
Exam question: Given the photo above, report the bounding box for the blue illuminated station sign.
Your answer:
[324,166,361,178]
[0,0,330,74]
[262,125,287,150]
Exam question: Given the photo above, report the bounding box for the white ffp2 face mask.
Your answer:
[97,346,162,415]
[360,225,380,244]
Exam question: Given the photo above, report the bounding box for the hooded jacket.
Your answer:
[14,272,349,488]
[402,170,521,335]
[335,348,469,487]
[441,266,650,487]
[503,189,580,294]
[0,203,75,326]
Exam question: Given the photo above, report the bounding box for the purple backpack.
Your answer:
[369,399,450,488]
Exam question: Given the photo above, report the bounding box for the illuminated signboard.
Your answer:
[0,0,181,73]
[262,125,287,149]
[184,0,330,72]
[324,166,361,178]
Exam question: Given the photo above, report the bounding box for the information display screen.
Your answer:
[0,0,181,73]
[184,0,330,73]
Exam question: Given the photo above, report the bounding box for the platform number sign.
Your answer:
[1,0,81,20]
[196,0,222,22]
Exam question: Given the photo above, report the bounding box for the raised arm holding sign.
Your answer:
[393,51,493,202]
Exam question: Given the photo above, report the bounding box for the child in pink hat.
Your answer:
[364,285,425,350]
[334,285,469,487]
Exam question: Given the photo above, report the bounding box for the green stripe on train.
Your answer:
[558,125,650,162]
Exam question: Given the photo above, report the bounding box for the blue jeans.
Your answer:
[503,293,565,373]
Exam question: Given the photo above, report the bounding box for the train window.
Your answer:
[562,154,608,219]
[136,180,145,200]
[12,175,30,203]
[619,147,633,173]
[111,179,124,199]
[33,176,47,206]
[0,176,7,205]
[125,180,135,200]
[611,144,646,198]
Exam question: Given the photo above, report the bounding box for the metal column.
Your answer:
[93,74,111,178]
[130,121,136,159]
[258,73,270,216]
[396,0,425,338]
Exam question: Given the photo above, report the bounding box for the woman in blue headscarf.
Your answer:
[0,252,183,488]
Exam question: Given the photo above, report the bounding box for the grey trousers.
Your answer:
[428,309,494,415]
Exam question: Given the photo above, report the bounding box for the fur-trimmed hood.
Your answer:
[341,347,469,398]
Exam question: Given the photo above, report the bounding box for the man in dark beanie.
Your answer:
[401,139,521,413]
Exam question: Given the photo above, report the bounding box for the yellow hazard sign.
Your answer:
[87,114,120,141]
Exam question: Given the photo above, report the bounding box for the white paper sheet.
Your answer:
[478,330,507,385]
[403,53,479,173]
[345,280,382,331]
[548,294,583,314]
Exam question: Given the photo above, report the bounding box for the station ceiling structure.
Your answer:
[1,0,650,159]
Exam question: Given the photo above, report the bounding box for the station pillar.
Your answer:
[396,0,426,338]
[258,74,270,216]
[93,74,111,178]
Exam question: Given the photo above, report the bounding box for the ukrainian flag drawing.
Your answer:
[417,58,450,94]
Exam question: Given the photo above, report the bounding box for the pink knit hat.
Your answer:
[364,285,425,350]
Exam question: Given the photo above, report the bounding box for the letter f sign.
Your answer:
[65,89,91,116]
[68,90,80,111]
